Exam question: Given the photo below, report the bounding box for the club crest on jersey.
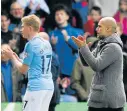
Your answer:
[23,52,28,59]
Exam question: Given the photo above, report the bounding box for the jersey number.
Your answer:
[41,55,52,74]
[23,100,28,110]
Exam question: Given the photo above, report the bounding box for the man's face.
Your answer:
[20,23,30,39]
[1,15,10,31]
[90,10,101,22]
[120,1,127,12]
[10,4,24,18]
[55,10,69,25]
[96,21,107,38]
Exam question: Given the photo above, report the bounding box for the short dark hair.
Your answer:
[90,6,102,15]
[1,11,10,20]
[53,4,71,17]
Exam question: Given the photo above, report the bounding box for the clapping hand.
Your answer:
[72,33,92,48]
[61,29,70,41]
[2,47,14,59]
[51,34,58,45]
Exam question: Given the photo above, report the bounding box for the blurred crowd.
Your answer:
[1,0,127,110]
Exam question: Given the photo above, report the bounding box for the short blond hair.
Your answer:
[21,14,41,32]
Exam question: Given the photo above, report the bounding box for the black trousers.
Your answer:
[49,104,56,111]
[88,107,124,111]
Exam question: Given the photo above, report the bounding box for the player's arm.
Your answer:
[3,48,29,74]
[11,55,29,74]
[4,43,33,74]
[13,52,23,62]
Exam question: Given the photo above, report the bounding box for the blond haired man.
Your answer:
[3,15,54,111]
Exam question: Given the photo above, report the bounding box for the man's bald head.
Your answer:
[99,17,117,33]
[39,32,50,41]
[96,17,118,38]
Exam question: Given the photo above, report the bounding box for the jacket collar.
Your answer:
[99,33,123,48]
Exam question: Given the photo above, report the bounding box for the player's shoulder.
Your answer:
[33,37,52,50]
[29,37,44,45]
[25,41,32,49]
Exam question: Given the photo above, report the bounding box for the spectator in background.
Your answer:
[35,10,48,32]
[72,0,89,24]
[44,0,72,32]
[84,6,102,37]
[123,52,127,101]
[116,24,127,101]
[71,57,94,102]
[9,2,24,33]
[1,12,13,44]
[49,4,84,101]
[9,2,49,53]
[17,0,50,15]
[71,9,83,29]
[1,0,16,14]
[117,23,127,52]
[114,0,127,36]
[1,11,20,54]
[9,1,46,33]
[88,0,119,17]
[9,2,29,54]
[17,0,49,31]
[49,51,60,111]
[38,32,50,41]
[1,44,22,102]
[46,0,72,13]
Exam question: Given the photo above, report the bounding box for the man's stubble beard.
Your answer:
[97,35,105,40]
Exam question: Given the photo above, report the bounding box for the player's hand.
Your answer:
[2,48,14,59]
[51,34,58,45]
[13,52,21,61]
[61,29,70,41]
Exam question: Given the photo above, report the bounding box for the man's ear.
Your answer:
[106,28,109,31]
[29,26,33,32]
[66,15,69,21]
[106,27,111,31]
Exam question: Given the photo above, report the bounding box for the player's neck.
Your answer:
[27,32,38,41]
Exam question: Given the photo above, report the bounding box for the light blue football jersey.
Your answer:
[23,36,54,91]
